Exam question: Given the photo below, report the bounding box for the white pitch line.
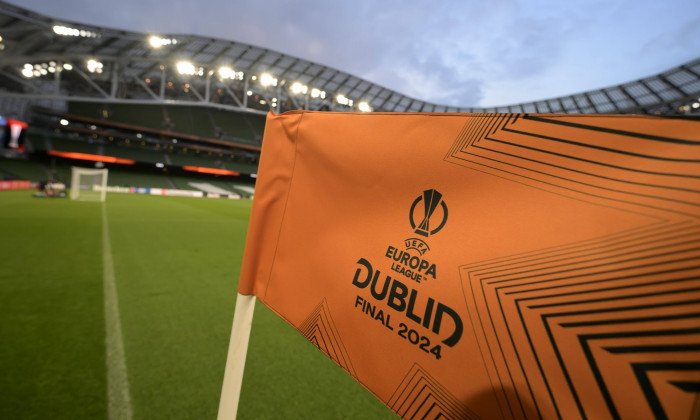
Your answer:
[102,203,133,420]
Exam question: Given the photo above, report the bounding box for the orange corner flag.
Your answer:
[237,111,700,419]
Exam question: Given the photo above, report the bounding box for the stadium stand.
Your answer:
[102,144,167,165]
[0,1,698,197]
[67,102,264,146]
[168,151,225,168]
[1,0,698,117]
[0,157,47,181]
[107,169,174,189]
[50,138,101,155]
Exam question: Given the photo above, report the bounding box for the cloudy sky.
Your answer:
[11,0,700,107]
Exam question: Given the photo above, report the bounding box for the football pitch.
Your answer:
[0,190,395,419]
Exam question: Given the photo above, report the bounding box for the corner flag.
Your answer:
[222,111,700,419]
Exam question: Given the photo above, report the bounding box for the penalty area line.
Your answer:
[102,203,133,420]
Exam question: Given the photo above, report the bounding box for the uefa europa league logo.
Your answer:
[409,189,448,237]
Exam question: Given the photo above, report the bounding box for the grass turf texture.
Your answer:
[0,190,395,419]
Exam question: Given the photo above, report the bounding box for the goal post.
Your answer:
[70,166,108,201]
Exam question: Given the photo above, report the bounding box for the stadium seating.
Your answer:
[67,102,265,145]
[221,160,257,174]
[0,157,48,181]
[107,169,174,189]
[167,152,224,168]
[102,144,167,164]
[50,138,101,155]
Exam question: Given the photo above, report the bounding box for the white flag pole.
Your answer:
[217,293,257,420]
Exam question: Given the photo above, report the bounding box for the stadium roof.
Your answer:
[1,0,699,116]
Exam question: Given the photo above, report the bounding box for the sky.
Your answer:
[10,0,700,107]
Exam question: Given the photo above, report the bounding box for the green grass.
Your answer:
[0,190,395,419]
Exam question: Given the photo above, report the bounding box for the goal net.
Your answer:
[70,167,108,201]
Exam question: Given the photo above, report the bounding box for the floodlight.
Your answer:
[60,119,69,126]
[53,25,98,38]
[358,101,372,112]
[149,36,163,48]
[291,82,308,95]
[149,35,176,48]
[218,66,235,79]
[337,94,354,106]
[63,63,73,71]
[693,102,700,109]
[87,59,103,73]
[260,73,277,87]
[53,25,78,36]
[176,61,196,76]
[246,90,253,96]
[21,67,33,78]
[310,88,326,99]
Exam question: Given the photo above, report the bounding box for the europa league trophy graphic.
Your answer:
[410,189,448,237]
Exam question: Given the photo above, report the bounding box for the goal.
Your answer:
[70,167,108,201]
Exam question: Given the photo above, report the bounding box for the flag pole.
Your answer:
[217,292,257,420]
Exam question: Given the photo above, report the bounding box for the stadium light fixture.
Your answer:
[87,59,103,73]
[22,62,66,77]
[259,73,278,87]
[336,94,353,107]
[310,88,326,99]
[176,61,203,76]
[358,101,372,112]
[63,63,73,71]
[218,66,244,80]
[149,35,177,48]
[246,90,253,96]
[218,66,233,79]
[21,64,33,78]
[60,119,69,126]
[177,61,194,75]
[290,82,308,95]
[53,24,99,38]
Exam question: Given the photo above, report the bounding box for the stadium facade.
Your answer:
[1,0,700,120]
[0,0,699,191]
